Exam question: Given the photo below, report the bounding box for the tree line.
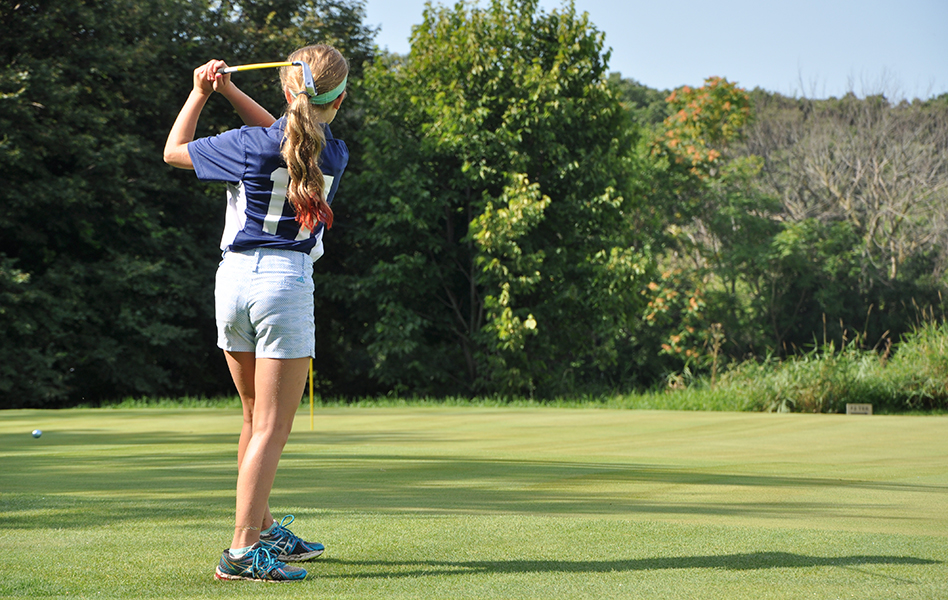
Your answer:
[2,0,947,408]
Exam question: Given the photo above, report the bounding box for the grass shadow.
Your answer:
[4,443,947,528]
[4,423,947,531]
[317,553,941,579]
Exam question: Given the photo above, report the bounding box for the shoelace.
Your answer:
[270,515,302,549]
[250,545,282,578]
[276,514,297,530]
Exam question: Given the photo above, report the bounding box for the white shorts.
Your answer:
[215,248,315,359]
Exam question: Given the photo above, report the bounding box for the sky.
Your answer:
[362,0,948,100]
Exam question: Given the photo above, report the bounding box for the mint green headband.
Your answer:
[309,77,347,104]
[290,60,347,105]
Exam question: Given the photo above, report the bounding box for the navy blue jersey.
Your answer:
[188,117,348,260]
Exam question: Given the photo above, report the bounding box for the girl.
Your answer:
[163,44,349,582]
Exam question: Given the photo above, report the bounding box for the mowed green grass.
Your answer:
[1,407,946,599]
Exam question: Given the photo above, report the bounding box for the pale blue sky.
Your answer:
[363,0,948,100]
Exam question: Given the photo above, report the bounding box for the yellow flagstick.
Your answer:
[309,358,314,431]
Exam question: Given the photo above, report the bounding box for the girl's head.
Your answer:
[279,44,349,232]
[280,45,349,113]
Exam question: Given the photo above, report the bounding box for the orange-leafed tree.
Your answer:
[656,76,752,178]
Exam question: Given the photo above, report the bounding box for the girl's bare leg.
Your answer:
[225,352,276,533]
[225,352,309,549]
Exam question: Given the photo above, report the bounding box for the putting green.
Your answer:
[1,407,945,599]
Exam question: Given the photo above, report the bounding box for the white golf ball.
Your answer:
[31,429,42,438]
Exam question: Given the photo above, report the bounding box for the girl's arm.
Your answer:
[163,60,276,169]
[163,88,209,169]
[220,83,277,128]
[163,60,220,170]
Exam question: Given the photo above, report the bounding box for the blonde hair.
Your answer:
[279,44,348,231]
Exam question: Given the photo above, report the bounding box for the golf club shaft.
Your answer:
[218,62,292,74]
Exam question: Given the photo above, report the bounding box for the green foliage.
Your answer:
[0,0,375,407]
[682,318,948,414]
[733,89,948,353]
[631,74,948,388]
[606,72,670,126]
[633,77,764,377]
[714,345,886,413]
[885,320,948,409]
[326,0,651,397]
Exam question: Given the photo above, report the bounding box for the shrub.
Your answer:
[884,321,948,410]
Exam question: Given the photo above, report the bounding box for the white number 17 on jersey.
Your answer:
[264,167,334,239]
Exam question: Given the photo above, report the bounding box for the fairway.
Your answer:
[1,407,946,599]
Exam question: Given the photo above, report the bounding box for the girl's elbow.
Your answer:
[163,146,193,169]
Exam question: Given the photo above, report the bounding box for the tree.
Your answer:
[322,0,650,397]
[641,85,948,368]
[607,73,669,126]
[0,0,376,407]
[638,77,771,366]
[734,91,948,350]
[743,92,948,283]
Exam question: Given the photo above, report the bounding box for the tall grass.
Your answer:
[883,320,948,409]
[86,395,243,409]
[665,320,948,414]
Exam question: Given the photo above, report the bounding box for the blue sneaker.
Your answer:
[260,515,325,562]
[214,543,307,582]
